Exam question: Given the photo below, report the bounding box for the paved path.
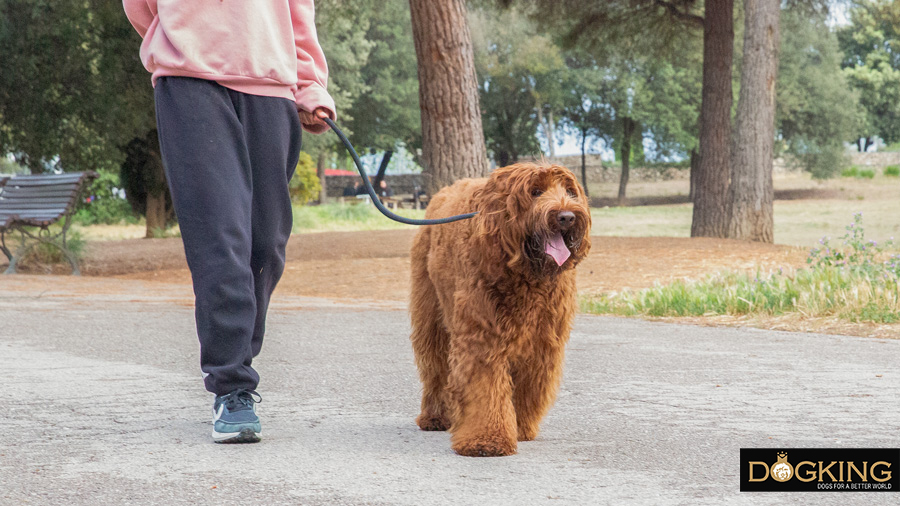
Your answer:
[1,276,898,505]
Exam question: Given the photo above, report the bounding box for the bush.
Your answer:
[21,229,86,266]
[841,166,859,178]
[582,213,900,324]
[74,170,139,225]
[790,142,848,180]
[289,152,321,205]
[858,169,876,179]
[884,165,900,177]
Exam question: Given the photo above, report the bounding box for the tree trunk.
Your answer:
[580,127,589,197]
[864,136,873,152]
[373,150,393,189]
[689,148,700,201]
[546,110,556,158]
[317,151,327,204]
[691,0,734,238]
[409,0,489,194]
[728,0,779,243]
[144,142,167,238]
[618,117,636,206]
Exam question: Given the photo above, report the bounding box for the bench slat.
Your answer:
[0,202,69,214]
[2,184,81,193]
[0,193,78,202]
[5,174,87,184]
[0,201,74,208]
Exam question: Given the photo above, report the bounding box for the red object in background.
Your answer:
[324,169,356,177]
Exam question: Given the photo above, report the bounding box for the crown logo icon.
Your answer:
[771,452,793,482]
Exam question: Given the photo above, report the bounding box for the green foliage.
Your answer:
[807,212,896,273]
[73,171,138,226]
[291,202,425,233]
[583,213,900,323]
[838,0,900,146]
[841,166,859,177]
[777,11,860,178]
[471,8,565,164]
[0,156,25,174]
[788,140,849,180]
[0,1,153,172]
[883,165,900,177]
[21,229,85,266]
[840,166,878,179]
[344,0,421,151]
[289,152,321,205]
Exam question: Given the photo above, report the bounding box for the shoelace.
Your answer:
[220,388,262,412]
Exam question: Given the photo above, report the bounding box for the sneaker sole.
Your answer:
[212,427,261,444]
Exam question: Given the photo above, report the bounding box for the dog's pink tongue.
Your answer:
[545,232,571,266]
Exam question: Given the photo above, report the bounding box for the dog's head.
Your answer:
[473,162,591,278]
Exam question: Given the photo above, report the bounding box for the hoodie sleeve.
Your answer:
[122,0,157,38]
[290,0,337,134]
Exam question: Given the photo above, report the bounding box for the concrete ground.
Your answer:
[1,275,898,505]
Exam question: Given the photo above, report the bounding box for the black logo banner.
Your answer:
[741,448,899,492]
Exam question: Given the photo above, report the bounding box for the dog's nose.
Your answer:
[557,211,576,231]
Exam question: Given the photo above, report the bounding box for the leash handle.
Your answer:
[324,117,477,226]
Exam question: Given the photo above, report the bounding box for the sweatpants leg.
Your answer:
[154,76,302,395]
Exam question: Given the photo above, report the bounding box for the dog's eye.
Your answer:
[566,188,578,198]
[531,188,543,197]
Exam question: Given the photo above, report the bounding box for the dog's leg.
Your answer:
[511,342,564,441]
[447,331,518,457]
[410,233,451,431]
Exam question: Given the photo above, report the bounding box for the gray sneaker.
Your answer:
[212,389,262,443]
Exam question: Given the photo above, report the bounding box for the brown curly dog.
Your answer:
[409,162,591,457]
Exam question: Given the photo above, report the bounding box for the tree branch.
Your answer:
[654,0,704,28]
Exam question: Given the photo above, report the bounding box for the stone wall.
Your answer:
[323,150,900,198]
[536,154,689,182]
[325,174,425,198]
[848,151,900,169]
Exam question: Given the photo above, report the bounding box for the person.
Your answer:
[343,181,360,197]
[123,0,336,444]
[377,179,393,198]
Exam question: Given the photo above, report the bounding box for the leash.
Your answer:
[324,117,477,225]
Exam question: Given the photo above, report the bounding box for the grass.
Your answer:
[70,171,900,247]
[292,202,426,233]
[582,213,900,325]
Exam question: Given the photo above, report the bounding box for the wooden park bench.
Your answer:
[0,172,98,275]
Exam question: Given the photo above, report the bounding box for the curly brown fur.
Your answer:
[409,162,591,457]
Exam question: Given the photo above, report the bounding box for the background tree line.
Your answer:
[1,0,898,242]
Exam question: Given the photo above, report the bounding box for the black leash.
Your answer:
[324,117,477,225]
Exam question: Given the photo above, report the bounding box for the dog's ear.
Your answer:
[473,165,534,276]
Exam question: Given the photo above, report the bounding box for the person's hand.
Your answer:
[299,107,331,129]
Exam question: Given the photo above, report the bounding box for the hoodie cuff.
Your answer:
[295,84,336,134]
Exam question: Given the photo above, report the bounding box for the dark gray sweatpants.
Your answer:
[154,77,302,396]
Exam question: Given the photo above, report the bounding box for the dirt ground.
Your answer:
[7,229,899,339]
[64,229,808,300]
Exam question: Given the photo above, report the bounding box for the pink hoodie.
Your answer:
[123,0,336,133]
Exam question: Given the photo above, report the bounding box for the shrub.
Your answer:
[884,165,900,177]
[858,169,876,179]
[289,152,321,205]
[74,170,139,225]
[21,229,86,266]
[582,213,900,324]
[841,166,859,178]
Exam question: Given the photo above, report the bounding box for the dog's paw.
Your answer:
[452,435,517,457]
[416,413,450,431]
[517,427,538,442]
